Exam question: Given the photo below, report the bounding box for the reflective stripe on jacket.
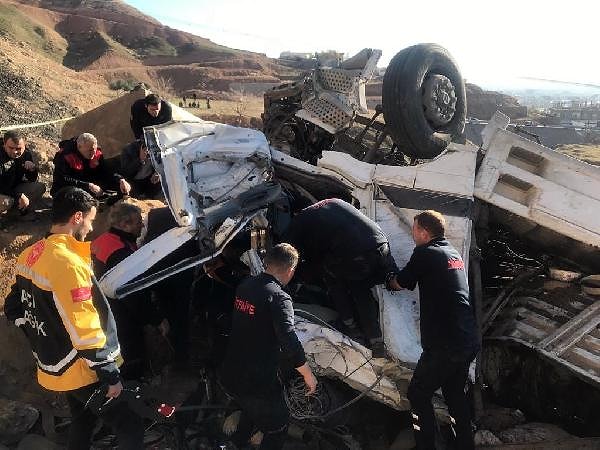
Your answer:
[3,234,122,391]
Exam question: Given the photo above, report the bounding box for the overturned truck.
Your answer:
[98,44,599,437]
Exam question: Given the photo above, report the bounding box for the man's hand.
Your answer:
[23,161,36,172]
[150,172,160,184]
[106,381,123,398]
[17,193,29,210]
[139,146,148,162]
[386,275,403,291]
[303,370,318,395]
[295,362,317,395]
[88,183,103,196]
[158,318,170,337]
[119,179,131,195]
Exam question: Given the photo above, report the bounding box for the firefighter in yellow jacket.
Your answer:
[3,187,143,450]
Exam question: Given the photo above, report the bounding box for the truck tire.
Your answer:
[382,44,466,159]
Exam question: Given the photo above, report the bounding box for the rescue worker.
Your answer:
[130,93,173,139]
[51,133,131,198]
[283,198,398,357]
[0,130,45,215]
[387,210,479,450]
[3,187,143,449]
[91,202,169,380]
[219,243,317,450]
[120,139,162,199]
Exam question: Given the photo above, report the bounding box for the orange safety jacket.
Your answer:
[3,234,122,391]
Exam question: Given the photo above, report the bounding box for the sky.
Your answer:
[124,0,600,89]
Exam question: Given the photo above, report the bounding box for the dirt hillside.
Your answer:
[2,0,292,97]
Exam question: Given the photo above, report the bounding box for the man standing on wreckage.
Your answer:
[387,210,480,450]
[283,198,399,357]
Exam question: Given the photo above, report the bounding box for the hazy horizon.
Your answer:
[124,0,600,91]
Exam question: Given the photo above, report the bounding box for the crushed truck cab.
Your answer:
[97,48,600,413]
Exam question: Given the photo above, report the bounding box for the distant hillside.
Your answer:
[466,83,527,120]
[365,79,527,120]
[1,0,290,95]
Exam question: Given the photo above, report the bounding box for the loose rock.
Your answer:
[0,398,39,445]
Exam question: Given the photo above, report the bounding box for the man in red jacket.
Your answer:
[91,202,168,380]
[51,133,131,198]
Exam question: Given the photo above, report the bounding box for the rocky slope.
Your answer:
[2,0,290,96]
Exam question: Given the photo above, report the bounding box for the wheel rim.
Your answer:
[422,74,457,127]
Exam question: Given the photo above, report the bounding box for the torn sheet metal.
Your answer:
[475,112,600,250]
[295,318,411,410]
[488,287,600,387]
[147,121,273,228]
[296,49,381,134]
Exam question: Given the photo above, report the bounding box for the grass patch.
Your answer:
[123,36,177,58]
[176,40,237,56]
[556,144,600,166]
[109,78,138,91]
[0,4,66,62]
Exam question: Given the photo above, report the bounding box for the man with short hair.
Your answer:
[120,139,162,199]
[284,198,399,357]
[219,243,317,450]
[92,202,168,380]
[51,133,131,198]
[3,187,143,450]
[388,210,479,450]
[130,93,173,139]
[0,130,45,214]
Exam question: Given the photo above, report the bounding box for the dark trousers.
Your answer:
[324,243,397,342]
[65,383,144,450]
[327,276,381,341]
[130,177,162,199]
[407,348,477,450]
[155,270,193,363]
[229,386,289,450]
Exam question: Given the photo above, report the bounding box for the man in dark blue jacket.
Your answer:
[219,243,317,450]
[130,94,173,139]
[0,131,45,215]
[388,210,479,450]
[284,198,398,356]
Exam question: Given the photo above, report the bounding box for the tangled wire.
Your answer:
[283,309,386,422]
[283,375,331,421]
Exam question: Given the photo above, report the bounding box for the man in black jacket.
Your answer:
[130,94,173,139]
[0,131,45,215]
[120,140,161,199]
[51,133,131,198]
[388,210,479,450]
[219,243,317,450]
[284,198,398,356]
[91,202,168,380]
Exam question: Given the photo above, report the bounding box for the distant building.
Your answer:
[280,51,313,61]
[549,100,600,127]
[316,50,344,67]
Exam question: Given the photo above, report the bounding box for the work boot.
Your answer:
[339,319,364,342]
[369,338,387,359]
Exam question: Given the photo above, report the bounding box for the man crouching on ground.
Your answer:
[3,186,143,450]
[219,243,317,450]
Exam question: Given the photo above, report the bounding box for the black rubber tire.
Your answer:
[382,43,466,159]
